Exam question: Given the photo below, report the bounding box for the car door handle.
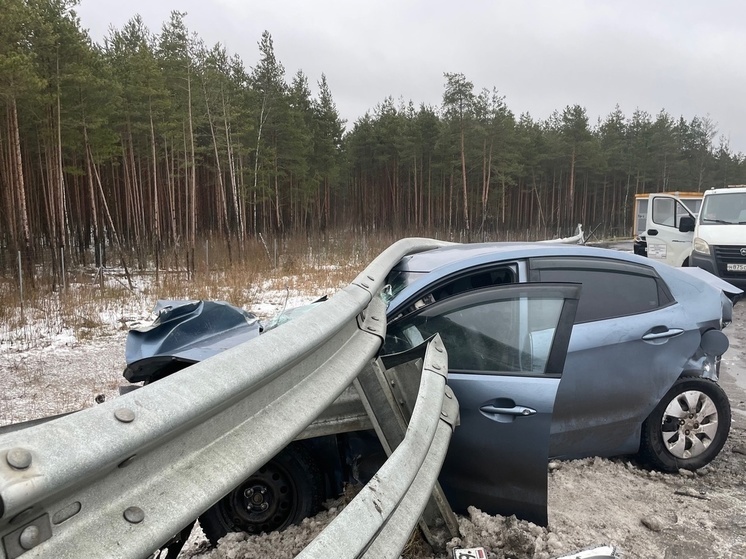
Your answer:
[479,404,537,416]
[642,328,684,341]
[647,229,659,236]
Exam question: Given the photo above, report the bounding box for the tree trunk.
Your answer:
[9,97,34,286]
[83,125,100,265]
[460,126,470,234]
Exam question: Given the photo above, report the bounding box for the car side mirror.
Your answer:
[679,216,695,233]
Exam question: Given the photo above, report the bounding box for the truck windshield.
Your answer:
[700,192,746,224]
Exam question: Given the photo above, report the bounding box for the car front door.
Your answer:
[382,283,580,526]
[645,194,696,266]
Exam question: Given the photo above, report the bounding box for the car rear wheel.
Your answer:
[641,377,731,472]
[199,444,323,544]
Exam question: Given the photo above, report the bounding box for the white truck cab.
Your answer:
[645,186,746,290]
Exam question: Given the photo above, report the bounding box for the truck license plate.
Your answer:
[727,263,746,272]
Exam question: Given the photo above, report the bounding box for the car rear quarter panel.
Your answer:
[654,264,728,330]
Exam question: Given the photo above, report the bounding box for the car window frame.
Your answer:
[528,256,675,324]
[385,262,521,322]
[652,196,693,229]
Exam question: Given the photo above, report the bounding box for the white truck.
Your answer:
[644,185,746,290]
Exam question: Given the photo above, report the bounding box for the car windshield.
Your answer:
[700,192,746,224]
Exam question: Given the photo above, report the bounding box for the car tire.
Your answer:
[199,443,323,544]
[641,377,731,472]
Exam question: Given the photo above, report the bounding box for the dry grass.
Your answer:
[0,225,588,350]
[1,233,404,424]
[0,233,401,351]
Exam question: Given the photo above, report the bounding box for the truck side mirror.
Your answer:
[679,216,695,233]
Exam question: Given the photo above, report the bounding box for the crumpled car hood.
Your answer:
[124,300,261,382]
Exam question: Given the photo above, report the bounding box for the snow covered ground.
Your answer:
[1,270,745,559]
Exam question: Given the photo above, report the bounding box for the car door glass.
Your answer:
[384,294,565,375]
[388,265,518,321]
[536,268,661,322]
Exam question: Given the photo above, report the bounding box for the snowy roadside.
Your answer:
[1,293,745,558]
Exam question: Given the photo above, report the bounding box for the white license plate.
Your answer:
[453,549,486,559]
[727,263,746,272]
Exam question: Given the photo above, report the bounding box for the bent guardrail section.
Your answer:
[354,341,459,550]
[0,238,450,559]
[298,336,459,559]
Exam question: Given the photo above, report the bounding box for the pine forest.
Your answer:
[3,1,746,287]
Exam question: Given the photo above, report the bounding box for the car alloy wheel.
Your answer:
[641,377,731,472]
[660,389,719,459]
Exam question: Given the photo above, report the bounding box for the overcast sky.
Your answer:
[76,0,746,153]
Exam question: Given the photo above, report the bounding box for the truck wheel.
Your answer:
[640,377,730,472]
[199,444,323,544]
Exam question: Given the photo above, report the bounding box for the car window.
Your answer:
[533,266,666,323]
[383,290,566,376]
[700,191,746,224]
[387,265,517,320]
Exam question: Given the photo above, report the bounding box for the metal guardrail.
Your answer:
[298,336,458,559]
[354,342,459,550]
[0,238,451,559]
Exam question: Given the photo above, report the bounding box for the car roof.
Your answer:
[387,242,686,316]
[395,242,646,274]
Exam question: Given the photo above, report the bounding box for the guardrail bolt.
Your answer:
[441,411,449,418]
[6,448,32,470]
[19,525,40,550]
[115,408,136,423]
[123,506,145,524]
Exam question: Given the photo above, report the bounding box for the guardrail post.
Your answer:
[353,334,459,551]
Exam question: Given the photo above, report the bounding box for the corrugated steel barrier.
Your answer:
[298,336,458,559]
[0,238,456,559]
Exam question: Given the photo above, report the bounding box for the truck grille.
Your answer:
[713,245,746,276]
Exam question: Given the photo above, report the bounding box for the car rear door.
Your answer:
[530,256,703,460]
[383,283,580,526]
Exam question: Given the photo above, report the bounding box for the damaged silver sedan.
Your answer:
[382,243,740,524]
[124,243,742,533]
